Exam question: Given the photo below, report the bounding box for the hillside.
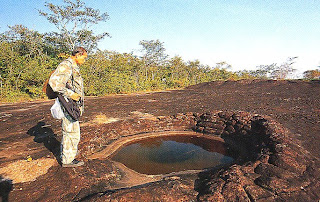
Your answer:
[0,79,319,201]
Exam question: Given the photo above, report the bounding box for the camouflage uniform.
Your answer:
[49,58,84,164]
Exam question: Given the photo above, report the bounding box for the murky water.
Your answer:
[111,135,237,175]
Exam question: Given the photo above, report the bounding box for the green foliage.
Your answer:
[0,30,267,102]
[0,87,32,103]
[81,51,141,95]
[1,26,302,103]
[0,25,59,102]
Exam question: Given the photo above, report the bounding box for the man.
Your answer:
[49,47,87,167]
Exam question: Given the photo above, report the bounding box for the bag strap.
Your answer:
[66,59,83,106]
[65,59,75,91]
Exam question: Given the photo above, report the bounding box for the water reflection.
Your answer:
[111,135,237,175]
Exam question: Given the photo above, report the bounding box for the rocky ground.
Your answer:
[0,79,319,201]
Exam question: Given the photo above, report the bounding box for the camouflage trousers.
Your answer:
[61,114,80,164]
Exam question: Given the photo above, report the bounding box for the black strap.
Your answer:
[65,60,83,106]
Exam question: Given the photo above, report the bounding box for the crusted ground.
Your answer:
[0,79,319,201]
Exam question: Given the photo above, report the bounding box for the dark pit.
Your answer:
[86,111,319,201]
[111,135,238,175]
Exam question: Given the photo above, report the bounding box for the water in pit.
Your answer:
[111,135,237,175]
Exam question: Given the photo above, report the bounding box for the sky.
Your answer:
[1,0,320,78]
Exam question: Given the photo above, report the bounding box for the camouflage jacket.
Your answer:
[49,58,84,113]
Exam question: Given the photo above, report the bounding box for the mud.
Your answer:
[0,79,319,201]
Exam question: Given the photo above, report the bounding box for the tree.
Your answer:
[270,57,297,79]
[139,39,168,66]
[139,39,168,81]
[1,25,45,57]
[39,0,109,52]
[251,64,276,79]
[0,25,59,100]
[215,61,232,70]
[165,56,187,87]
[0,25,52,89]
[303,69,320,80]
[187,60,202,85]
[252,57,297,79]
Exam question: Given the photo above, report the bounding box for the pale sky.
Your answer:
[1,0,320,78]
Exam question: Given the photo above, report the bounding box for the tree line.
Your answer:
[0,0,318,102]
[0,29,254,102]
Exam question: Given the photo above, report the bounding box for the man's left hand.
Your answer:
[70,93,81,101]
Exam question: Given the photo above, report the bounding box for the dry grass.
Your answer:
[93,113,120,124]
[130,111,157,120]
[0,158,57,183]
[81,111,158,128]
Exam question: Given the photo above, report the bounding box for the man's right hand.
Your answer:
[70,93,81,101]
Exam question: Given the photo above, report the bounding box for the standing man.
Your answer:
[49,47,87,167]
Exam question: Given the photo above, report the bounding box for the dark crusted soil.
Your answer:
[0,79,319,201]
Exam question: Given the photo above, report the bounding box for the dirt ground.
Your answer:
[0,79,319,201]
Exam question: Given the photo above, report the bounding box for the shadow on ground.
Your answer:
[0,176,13,202]
[27,122,61,164]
